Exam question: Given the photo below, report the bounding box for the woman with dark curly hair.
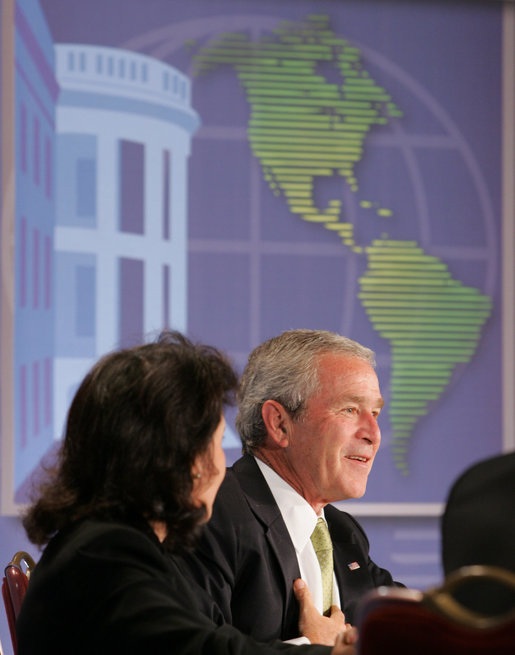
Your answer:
[17,331,355,655]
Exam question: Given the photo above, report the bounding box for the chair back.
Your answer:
[356,565,515,655]
[1,551,36,655]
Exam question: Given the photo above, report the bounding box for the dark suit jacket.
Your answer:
[441,451,515,614]
[174,455,401,642]
[442,451,515,575]
[17,516,331,655]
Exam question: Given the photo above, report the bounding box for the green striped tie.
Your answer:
[310,517,334,616]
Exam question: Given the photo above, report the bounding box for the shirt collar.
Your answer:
[255,456,325,555]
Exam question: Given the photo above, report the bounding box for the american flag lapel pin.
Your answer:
[347,561,360,571]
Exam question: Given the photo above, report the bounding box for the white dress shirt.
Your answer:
[255,457,341,614]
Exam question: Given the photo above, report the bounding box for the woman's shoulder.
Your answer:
[70,516,157,544]
[38,516,165,578]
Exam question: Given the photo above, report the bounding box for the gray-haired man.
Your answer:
[175,329,401,643]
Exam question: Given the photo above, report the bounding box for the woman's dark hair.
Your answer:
[23,331,238,552]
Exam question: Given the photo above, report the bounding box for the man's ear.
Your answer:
[261,399,290,447]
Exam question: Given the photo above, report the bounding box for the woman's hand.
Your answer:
[293,578,357,649]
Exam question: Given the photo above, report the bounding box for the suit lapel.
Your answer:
[232,456,301,629]
[325,505,372,615]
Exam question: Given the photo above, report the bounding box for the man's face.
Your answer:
[284,353,383,508]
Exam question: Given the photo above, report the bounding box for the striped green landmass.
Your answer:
[359,239,492,474]
[193,14,400,230]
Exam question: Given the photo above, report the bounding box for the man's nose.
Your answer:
[358,412,381,445]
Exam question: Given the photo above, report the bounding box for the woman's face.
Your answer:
[191,415,226,521]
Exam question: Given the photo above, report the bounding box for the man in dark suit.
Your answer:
[441,451,515,614]
[175,329,401,643]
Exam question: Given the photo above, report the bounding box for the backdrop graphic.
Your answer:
[0,3,511,651]
[0,0,508,515]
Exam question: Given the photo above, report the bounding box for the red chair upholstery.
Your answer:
[356,565,515,655]
[2,551,36,655]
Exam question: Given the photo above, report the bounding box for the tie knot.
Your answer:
[310,517,332,553]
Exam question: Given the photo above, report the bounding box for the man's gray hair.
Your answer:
[236,329,375,454]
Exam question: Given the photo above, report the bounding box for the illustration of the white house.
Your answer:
[53,43,199,443]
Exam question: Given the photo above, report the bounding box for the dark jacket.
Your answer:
[174,455,401,642]
[17,515,331,655]
[441,451,515,614]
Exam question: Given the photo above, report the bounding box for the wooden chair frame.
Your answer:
[356,565,515,655]
[2,551,36,655]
